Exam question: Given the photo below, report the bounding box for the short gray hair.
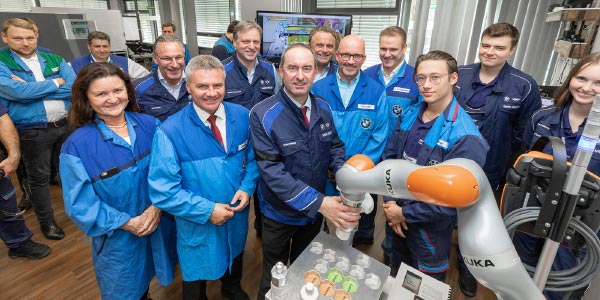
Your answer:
[153,34,184,54]
[184,55,225,79]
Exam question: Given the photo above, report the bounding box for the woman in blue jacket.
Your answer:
[60,63,177,300]
[516,52,600,300]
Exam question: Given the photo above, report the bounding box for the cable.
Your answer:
[504,207,600,292]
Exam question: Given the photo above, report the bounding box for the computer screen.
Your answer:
[256,11,352,63]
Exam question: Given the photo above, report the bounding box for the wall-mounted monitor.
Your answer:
[256,11,352,63]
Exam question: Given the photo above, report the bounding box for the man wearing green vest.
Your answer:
[0,18,76,240]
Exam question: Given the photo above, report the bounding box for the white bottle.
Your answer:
[335,192,374,240]
[271,262,288,300]
[300,282,319,300]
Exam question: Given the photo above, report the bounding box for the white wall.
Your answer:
[241,0,281,21]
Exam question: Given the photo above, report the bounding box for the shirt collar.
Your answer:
[15,52,39,63]
[194,102,225,123]
[336,70,360,86]
[283,89,312,111]
[157,69,185,87]
[382,60,405,78]
[91,54,111,63]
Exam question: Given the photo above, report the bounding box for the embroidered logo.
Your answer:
[392,105,403,116]
[360,118,371,129]
[427,160,440,166]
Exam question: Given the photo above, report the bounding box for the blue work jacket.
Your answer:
[134,71,191,121]
[249,90,346,226]
[0,48,75,129]
[364,61,420,137]
[0,102,16,201]
[455,63,541,187]
[383,98,489,227]
[70,54,129,74]
[60,112,177,300]
[524,102,600,176]
[311,71,388,163]
[222,54,277,110]
[212,35,236,61]
[517,102,600,300]
[148,102,258,281]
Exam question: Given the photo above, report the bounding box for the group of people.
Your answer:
[0,14,597,300]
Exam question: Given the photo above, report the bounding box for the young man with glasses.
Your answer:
[312,35,388,247]
[382,50,488,283]
[134,35,191,121]
[453,23,541,296]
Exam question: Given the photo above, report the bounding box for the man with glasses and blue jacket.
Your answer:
[312,34,388,247]
[134,35,191,122]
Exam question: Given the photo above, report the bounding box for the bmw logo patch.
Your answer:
[360,118,371,129]
[392,105,403,115]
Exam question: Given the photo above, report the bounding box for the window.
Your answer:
[38,0,108,9]
[318,0,397,9]
[0,0,33,11]
[352,15,399,68]
[316,0,400,69]
[1,0,109,11]
[179,0,241,48]
[122,0,160,43]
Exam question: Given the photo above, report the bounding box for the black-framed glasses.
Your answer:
[413,74,449,86]
[338,53,365,62]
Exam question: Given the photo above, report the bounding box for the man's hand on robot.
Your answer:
[319,196,361,230]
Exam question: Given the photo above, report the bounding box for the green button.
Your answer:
[343,276,359,293]
[327,268,344,283]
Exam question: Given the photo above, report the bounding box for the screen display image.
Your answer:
[402,270,423,294]
[256,11,352,62]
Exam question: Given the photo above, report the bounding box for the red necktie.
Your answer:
[207,115,224,149]
[301,106,310,127]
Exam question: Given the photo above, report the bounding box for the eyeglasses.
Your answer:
[414,74,449,86]
[338,53,365,62]
[156,55,185,62]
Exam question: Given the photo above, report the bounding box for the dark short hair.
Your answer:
[414,50,458,75]
[162,22,176,31]
[233,20,262,41]
[87,31,110,45]
[380,26,407,45]
[481,22,519,47]
[227,20,240,34]
[280,43,317,67]
[553,52,600,109]
[69,62,139,128]
[308,26,340,50]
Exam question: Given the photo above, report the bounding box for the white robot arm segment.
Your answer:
[335,154,545,300]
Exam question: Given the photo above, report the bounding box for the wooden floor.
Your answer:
[0,184,497,300]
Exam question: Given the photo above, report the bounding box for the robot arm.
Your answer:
[336,154,545,300]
